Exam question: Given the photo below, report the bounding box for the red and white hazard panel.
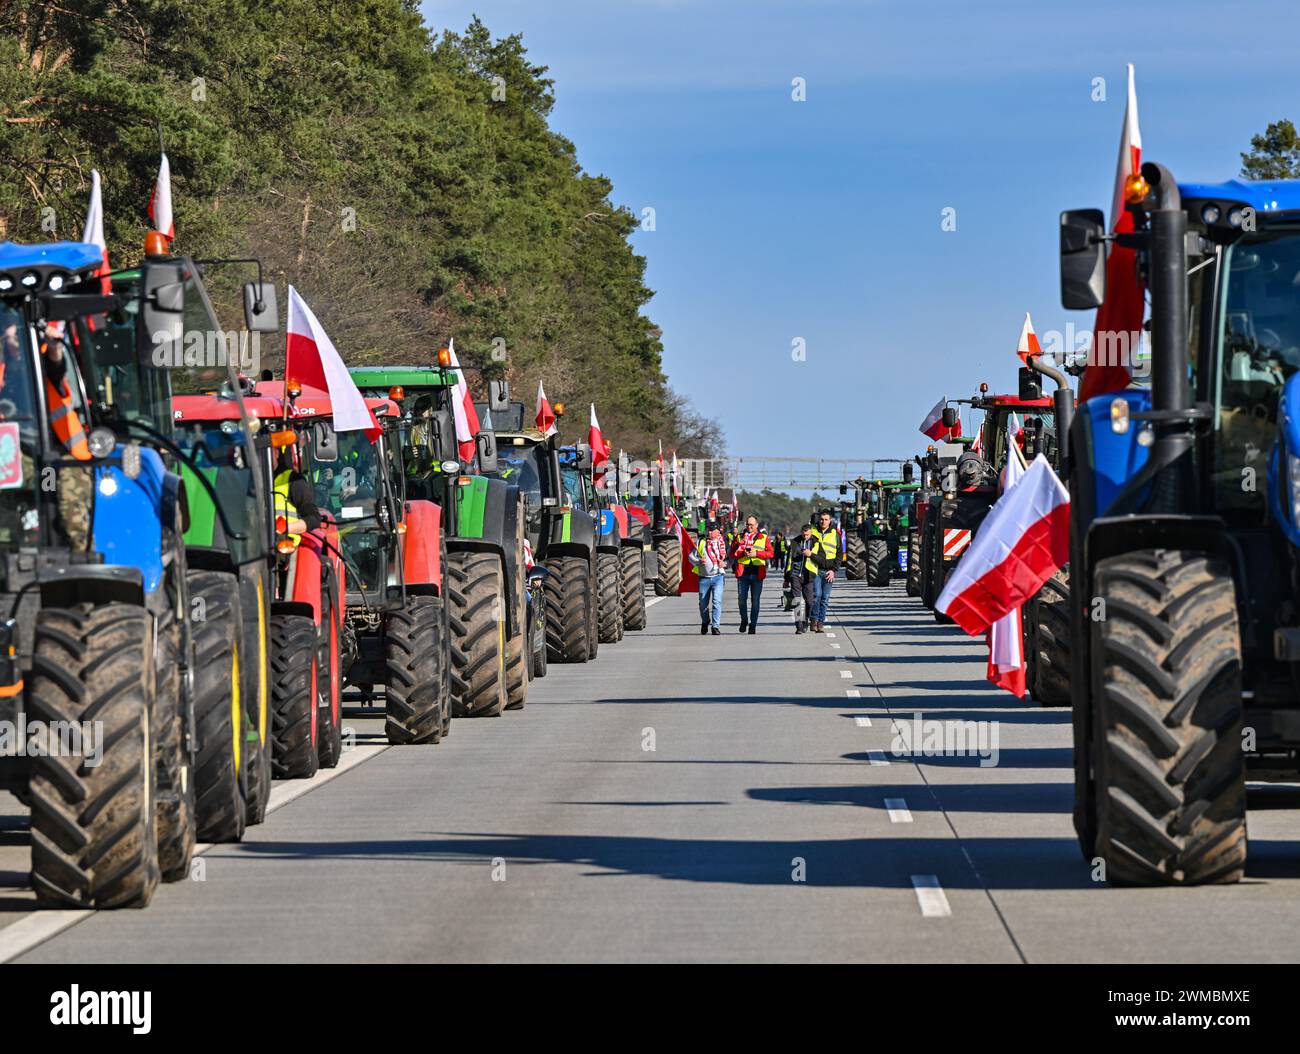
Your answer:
[942,529,972,560]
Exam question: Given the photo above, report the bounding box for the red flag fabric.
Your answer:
[1080,64,1144,402]
[919,397,954,441]
[1016,311,1043,364]
[986,446,1028,697]
[446,339,481,463]
[588,404,610,468]
[535,381,558,438]
[148,152,175,241]
[286,286,380,441]
[935,455,1070,635]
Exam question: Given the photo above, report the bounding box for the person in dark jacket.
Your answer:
[789,523,816,633]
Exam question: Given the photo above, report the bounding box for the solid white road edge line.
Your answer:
[0,743,389,964]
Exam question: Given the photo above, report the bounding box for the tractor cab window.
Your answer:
[560,465,588,510]
[484,448,543,504]
[73,275,170,434]
[990,407,1055,473]
[1211,230,1300,519]
[0,303,40,550]
[0,305,41,443]
[173,419,266,565]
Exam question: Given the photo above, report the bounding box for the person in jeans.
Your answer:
[730,515,775,634]
[805,508,842,632]
[788,524,816,632]
[689,520,728,635]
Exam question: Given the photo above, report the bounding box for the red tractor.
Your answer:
[174,381,348,779]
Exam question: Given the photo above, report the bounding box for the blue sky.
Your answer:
[422,0,1300,463]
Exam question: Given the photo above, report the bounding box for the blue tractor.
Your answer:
[1060,169,1300,884]
[0,239,265,907]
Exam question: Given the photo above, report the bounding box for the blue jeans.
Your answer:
[737,573,763,627]
[811,573,834,623]
[698,574,725,628]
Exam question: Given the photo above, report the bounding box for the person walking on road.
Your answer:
[806,508,841,633]
[789,523,816,632]
[730,515,774,634]
[690,519,728,635]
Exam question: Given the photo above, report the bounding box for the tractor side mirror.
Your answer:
[477,428,499,473]
[312,420,338,463]
[941,406,959,429]
[902,462,915,483]
[139,261,185,362]
[243,282,279,333]
[1060,208,1107,310]
[488,379,510,413]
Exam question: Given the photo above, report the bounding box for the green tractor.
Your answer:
[351,366,528,715]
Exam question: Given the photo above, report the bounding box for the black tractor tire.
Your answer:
[1089,549,1247,886]
[654,537,682,596]
[189,570,247,844]
[154,606,194,882]
[448,551,507,718]
[27,604,160,908]
[544,554,595,663]
[238,572,272,828]
[317,587,345,765]
[866,538,891,587]
[530,591,549,680]
[844,534,867,581]
[1030,566,1071,707]
[621,546,647,630]
[269,613,319,780]
[504,604,529,712]
[919,518,936,608]
[597,550,624,644]
[905,529,921,596]
[386,594,446,739]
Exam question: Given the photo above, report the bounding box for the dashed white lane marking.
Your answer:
[826,632,836,638]
[865,750,890,766]
[0,743,389,964]
[644,596,666,610]
[912,875,952,917]
[853,715,872,727]
[845,689,861,699]
[839,671,853,679]
[829,643,841,649]
[885,798,913,823]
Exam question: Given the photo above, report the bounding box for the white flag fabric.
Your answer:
[285,286,379,439]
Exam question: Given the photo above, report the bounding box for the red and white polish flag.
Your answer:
[286,286,380,440]
[1080,63,1144,402]
[588,404,610,470]
[919,397,953,441]
[985,447,1028,697]
[935,454,1070,635]
[535,380,558,437]
[1016,311,1043,364]
[148,152,175,240]
[82,169,109,284]
[446,339,481,463]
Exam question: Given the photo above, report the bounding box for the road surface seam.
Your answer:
[831,594,1029,958]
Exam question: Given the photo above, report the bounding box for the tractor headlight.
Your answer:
[1290,452,1300,525]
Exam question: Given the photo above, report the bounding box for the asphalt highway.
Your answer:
[3,580,1300,963]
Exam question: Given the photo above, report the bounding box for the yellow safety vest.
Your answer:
[736,532,769,568]
[805,527,839,576]
[273,469,301,543]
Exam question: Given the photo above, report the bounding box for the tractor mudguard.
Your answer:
[449,477,523,637]
[545,504,596,554]
[92,447,174,595]
[272,599,316,621]
[289,531,327,623]
[595,508,620,553]
[401,499,443,592]
[38,564,146,609]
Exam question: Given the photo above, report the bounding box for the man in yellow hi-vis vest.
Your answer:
[805,508,842,633]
